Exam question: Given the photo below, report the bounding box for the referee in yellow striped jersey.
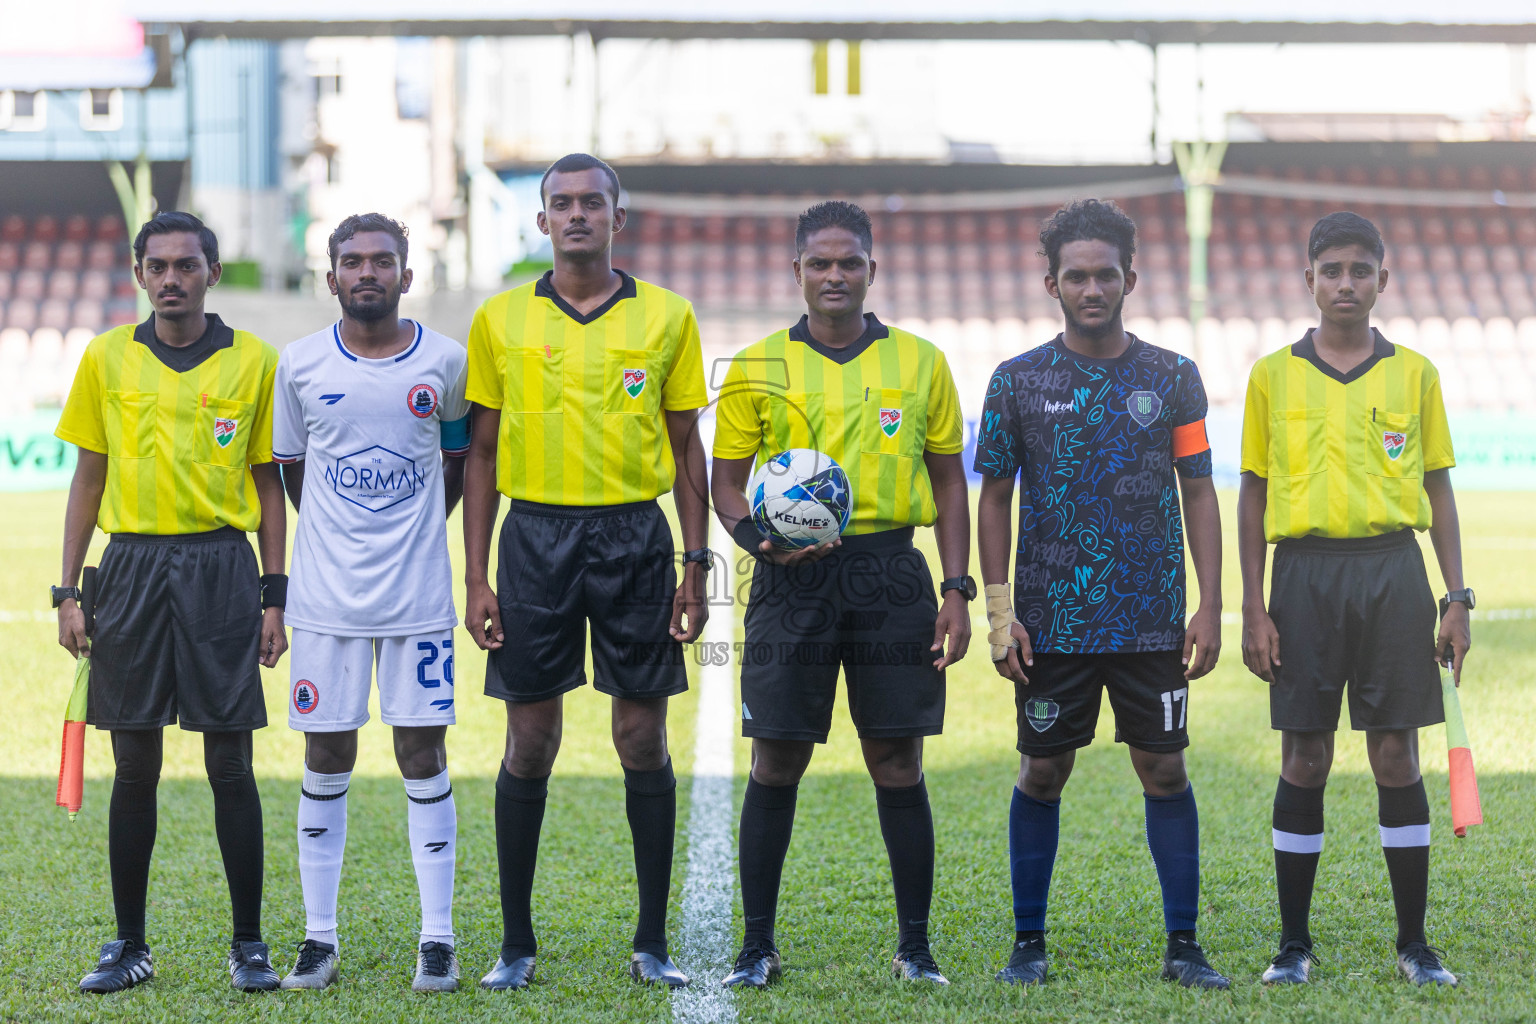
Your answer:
[462,154,709,991]
[711,200,972,988]
[1239,212,1470,988]
[54,212,288,994]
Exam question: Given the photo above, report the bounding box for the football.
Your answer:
[747,448,852,549]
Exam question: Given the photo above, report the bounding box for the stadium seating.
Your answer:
[5,189,1533,413]
[621,173,1535,416]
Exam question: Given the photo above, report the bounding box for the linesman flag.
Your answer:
[1441,664,1483,838]
[56,656,89,820]
[56,566,94,821]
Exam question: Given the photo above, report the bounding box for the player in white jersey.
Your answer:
[270,214,470,993]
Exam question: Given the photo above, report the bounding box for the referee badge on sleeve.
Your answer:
[213,417,238,448]
[1382,431,1406,461]
[623,368,647,398]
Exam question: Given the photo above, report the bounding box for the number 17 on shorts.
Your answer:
[289,628,457,731]
[1160,687,1188,732]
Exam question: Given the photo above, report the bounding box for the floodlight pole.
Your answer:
[1172,139,1226,327]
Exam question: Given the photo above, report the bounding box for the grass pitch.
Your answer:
[2,488,1533,1024]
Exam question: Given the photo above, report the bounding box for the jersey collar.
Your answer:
[132,312,234,373]
[332,320,423,363]
[1292,327,1394,384]
[535,269,637,325]
[787,312,890,365]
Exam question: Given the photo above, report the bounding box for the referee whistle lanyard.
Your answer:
[1440,665,1483,838]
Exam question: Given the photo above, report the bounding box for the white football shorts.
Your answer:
[288,627,458,731]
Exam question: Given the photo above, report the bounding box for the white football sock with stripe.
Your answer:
[405,769,456,946]
[297,769,350,950]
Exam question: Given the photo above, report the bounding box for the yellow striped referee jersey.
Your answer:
[465,271,708,505]
[55,314,278,534]
[712,313,964,535]
[1240,328,1454,541]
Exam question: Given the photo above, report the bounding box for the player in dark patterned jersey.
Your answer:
[974,199,1228,989]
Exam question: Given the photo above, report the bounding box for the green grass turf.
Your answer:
[2,488,1532,1023]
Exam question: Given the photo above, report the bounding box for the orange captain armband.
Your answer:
[1172,419,1210,459]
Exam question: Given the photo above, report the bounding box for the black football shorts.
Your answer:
[1268,529,1442,732]
[1014,650,1190,757]
[485,498,687,704]
[88,527,267,732]
[738,527,944,743]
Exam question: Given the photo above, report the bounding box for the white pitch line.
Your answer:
[672,519,738,1024]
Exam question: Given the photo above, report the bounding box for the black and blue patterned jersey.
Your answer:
[974,334,1212,654]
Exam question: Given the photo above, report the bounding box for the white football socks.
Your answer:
[297,768,351,949]
[404,769,457,946]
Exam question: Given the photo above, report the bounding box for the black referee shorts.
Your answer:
[485,499,687,704]
[1269,529,1442,733]
[88,527,267,732]
[739,527,944,743]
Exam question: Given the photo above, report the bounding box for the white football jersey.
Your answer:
[273,321,471,637]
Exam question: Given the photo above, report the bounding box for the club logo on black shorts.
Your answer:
[292,679,319,714]
[1024,697,1059,732]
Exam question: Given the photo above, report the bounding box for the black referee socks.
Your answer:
[875,779,935,952]
[624,760,677,958]
[495,767,549,961]
[739,776,800,950]
[1272,777,1325,949]
[108,730,162,947]
[1378,778,1432,950]
[210,770,265,945]
[108,776,158,947]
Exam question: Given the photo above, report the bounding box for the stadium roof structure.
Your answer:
[125,0,1536,42]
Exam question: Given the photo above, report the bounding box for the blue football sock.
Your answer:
[1009,787,1060,933]
[1145,784,1200,933]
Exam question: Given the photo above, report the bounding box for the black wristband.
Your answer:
[260,573,288,610]
[731,517,767,559]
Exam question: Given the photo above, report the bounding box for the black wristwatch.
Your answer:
[683,548,715,572]
[51,585,82,608]
[1438,588,1476,619]
[940,575,977,601]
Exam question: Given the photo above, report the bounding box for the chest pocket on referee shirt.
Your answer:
[602,349,662,416]
[1269,409,1327,478]
[193,397,252,467]
[863,387,919,457]
[104,391,157,459]
[1366,410,1421,479]
[506,346,565,414]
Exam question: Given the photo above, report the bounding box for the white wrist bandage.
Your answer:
[984,583,1020,662]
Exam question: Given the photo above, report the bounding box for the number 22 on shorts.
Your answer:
[416,639,456,689]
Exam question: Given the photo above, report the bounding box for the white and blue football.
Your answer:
[748,448,851,549]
